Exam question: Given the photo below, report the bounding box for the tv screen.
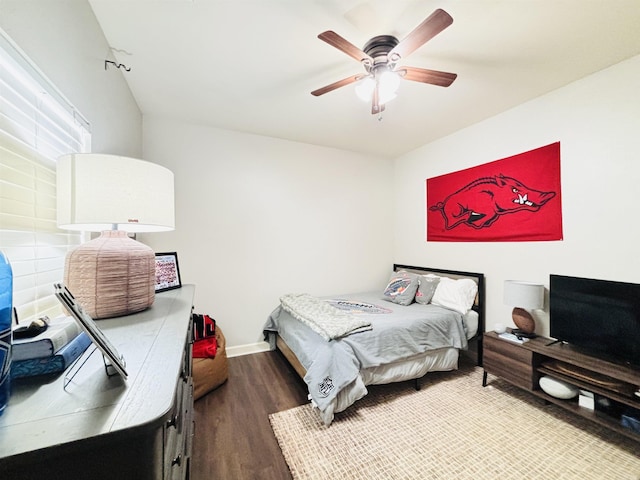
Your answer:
[550,274,640,367]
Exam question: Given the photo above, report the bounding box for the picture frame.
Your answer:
[155,252,182,292]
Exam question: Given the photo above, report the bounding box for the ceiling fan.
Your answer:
[311,8,457,115]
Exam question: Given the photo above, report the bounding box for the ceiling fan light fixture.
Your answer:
[355,76,375,102]
[378,70,400,104]
[378,90,397,106]
[314,9,456,115]
[355,70,400,106]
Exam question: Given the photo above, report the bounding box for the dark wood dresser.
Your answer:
[0,285,195,480]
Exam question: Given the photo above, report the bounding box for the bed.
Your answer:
[263,264,485,425]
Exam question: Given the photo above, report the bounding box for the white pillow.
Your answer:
[431,277,478,314]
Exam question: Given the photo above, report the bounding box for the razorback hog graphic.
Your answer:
[430,174,556,230]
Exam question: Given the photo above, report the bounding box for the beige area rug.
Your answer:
[269,367,640,479]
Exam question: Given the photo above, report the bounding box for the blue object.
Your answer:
[621,407,640,434]
[0,251,13,416]
[11,332,91,379]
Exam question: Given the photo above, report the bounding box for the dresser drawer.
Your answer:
[164,386,181,479]
[483,334,539,390]
[483,334,533,364]
[164,336,194,480]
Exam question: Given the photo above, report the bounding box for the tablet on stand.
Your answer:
[54,283,128,386]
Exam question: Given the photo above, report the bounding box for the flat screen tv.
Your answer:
[550,274,640,367]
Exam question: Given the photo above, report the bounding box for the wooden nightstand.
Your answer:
[482,331,544,391]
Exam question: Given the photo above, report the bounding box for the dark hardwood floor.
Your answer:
[191,351,308,480]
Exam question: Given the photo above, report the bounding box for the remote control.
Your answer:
[498,332,528,344]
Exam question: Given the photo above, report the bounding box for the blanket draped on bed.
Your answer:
[280,294,372,341]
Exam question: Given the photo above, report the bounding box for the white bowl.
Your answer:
[539,376,579,399]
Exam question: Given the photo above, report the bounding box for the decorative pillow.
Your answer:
[431,277,478,314]
[415,274,440,305]
[381,271,419,306]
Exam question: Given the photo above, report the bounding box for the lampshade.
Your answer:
[503,280,544,336]
[57,153,175,319]
[503,281,544,309]
[57,153,174,232]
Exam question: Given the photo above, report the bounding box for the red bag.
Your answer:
[192,314,218,358]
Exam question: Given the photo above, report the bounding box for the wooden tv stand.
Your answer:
[482,331,640,442]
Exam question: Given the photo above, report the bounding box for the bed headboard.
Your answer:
[393,264,485,366]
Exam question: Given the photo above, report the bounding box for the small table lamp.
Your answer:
[57,153,174,319]
[503,280,544,337]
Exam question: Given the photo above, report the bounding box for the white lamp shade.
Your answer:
[378,70,400,104]
[355,70,400,105]
[57,153,174,232]
[503,280,544,310]
[355,76,375,102]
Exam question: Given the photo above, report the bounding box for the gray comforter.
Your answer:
[263,291,468,421]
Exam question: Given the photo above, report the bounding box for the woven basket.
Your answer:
[64,230,155,319]
[193,327,229,400]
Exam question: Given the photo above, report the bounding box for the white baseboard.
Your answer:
[226,341,271,358]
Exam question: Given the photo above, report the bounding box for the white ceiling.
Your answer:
[88,0,640,159]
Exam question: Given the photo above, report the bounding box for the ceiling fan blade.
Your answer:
[398,66,457,87]
[318,31,373,63]
[388,9,453,61]
[311,74,363,97]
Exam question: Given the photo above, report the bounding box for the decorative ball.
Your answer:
[539,376,579,399]
[512,307,536,333]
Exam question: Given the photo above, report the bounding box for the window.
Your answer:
[0,29,91,324]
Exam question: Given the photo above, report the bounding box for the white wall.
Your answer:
[393,54,640,337]
[6,1,639,348]
[0,0,142,156]
[141,116,394,350]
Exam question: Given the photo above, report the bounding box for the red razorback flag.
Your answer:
[427,142,562,242]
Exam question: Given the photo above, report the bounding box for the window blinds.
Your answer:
[0,29,90,324]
